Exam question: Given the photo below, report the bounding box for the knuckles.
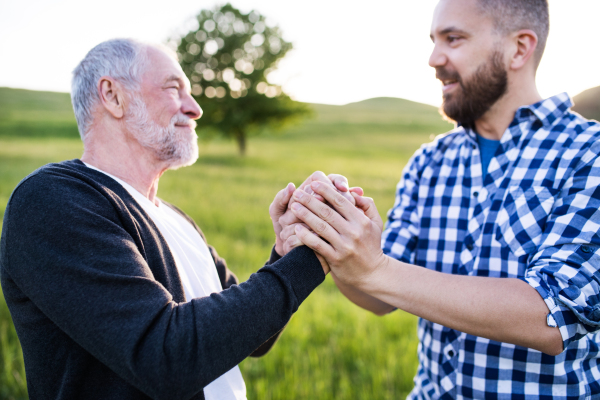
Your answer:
[313,220,328,235]
[319,205,335,221]
[333,194,346,208]
[359,217,371,230]
[347,229,361,243]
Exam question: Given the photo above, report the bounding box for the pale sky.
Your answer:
[1,0,598,106]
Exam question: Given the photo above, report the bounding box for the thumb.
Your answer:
[280,182,296,207]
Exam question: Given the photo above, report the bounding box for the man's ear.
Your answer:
[97,77,125,119]
[509,29,538,71]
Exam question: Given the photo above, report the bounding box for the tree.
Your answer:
[174,4,311,155]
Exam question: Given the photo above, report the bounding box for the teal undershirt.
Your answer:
[476,134,501,180]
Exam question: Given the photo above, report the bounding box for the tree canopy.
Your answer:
[174,4,311,155]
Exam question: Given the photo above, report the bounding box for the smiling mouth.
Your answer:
[441,79,460,93]
[175,122,197,130]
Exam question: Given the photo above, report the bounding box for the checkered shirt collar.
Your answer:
[457,92,573,142]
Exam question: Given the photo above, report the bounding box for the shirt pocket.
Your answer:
[495,186,557,257]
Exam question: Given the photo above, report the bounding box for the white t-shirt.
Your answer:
[84,163,247,400]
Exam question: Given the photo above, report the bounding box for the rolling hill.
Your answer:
[0,87,80,138]
[0,87,448,139]
[572,86,600,121]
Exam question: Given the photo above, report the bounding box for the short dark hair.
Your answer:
[476,0,549,68]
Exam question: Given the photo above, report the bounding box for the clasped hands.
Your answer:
[269,172,389,287]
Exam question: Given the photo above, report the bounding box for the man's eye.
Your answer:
[448,36,461,43]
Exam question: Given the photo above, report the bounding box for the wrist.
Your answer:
[355,253,390,293]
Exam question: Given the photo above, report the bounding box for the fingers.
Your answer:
[302,186,325,203]
[352,193,383,229]
[298,171,356,206]
[298,171,329,191]
[293,224,335,261]
[328,174,350,193]
[292,189,348,235]
[283,234,304,254]
[305,181,357,221]
[290,200,343,246]
[279,209,302,229]
[349,186,364,196]
[280,222,309,242]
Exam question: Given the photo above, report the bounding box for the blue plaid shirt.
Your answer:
[382,93,600,399]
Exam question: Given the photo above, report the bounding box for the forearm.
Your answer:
[288,179,564,355]
[131,246,325,396]
[249,246,285,357]
[359,256,563,355]
[331,272,394,315]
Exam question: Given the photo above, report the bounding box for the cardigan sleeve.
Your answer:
[1,171,325,400]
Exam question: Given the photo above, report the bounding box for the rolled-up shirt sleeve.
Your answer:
[524,149,600,349]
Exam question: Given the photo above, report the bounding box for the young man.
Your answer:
[0,39,344,400]
[284,0,600,398]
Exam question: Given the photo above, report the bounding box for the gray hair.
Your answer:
[71,38,149,139]
[476,0,549,68]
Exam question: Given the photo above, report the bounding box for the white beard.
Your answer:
[126,95,199,170]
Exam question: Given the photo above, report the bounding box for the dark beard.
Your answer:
[438,50,508,128]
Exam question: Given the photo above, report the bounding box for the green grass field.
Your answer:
[0,87,452,399]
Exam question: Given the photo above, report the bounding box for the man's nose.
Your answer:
[182,92,203,119]
[428,44,447,69]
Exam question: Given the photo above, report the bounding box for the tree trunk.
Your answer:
[235,131,246,156]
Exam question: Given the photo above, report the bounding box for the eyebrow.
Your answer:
[430,26,470,40]
[165,74,183,83]
[165,74,192,93]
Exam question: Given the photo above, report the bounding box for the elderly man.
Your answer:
[283,0,600,398]
[0,39,342,400]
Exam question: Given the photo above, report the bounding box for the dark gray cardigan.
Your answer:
[0,160,324,400]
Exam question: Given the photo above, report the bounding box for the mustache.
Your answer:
[435,67,461,83]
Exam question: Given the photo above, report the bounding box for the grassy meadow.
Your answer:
[0,87,452,399]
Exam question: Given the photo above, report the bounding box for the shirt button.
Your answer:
[582,245,593,254]
[448,350,455,357]
[466,243,474,251]
[473,192,479,198]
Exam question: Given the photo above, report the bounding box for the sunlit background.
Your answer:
[1,0,599,106]
[2,2,600,398]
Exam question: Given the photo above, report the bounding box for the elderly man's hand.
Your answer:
[269,182,297,257]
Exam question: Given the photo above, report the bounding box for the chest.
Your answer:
[143,206,223,300]
[414,136,568,277]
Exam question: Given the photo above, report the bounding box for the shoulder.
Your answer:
[563,111,600,144]
[5,159,133,226]
[10,159,126,198]
[548,110,600,168]
[10,160,99,204]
